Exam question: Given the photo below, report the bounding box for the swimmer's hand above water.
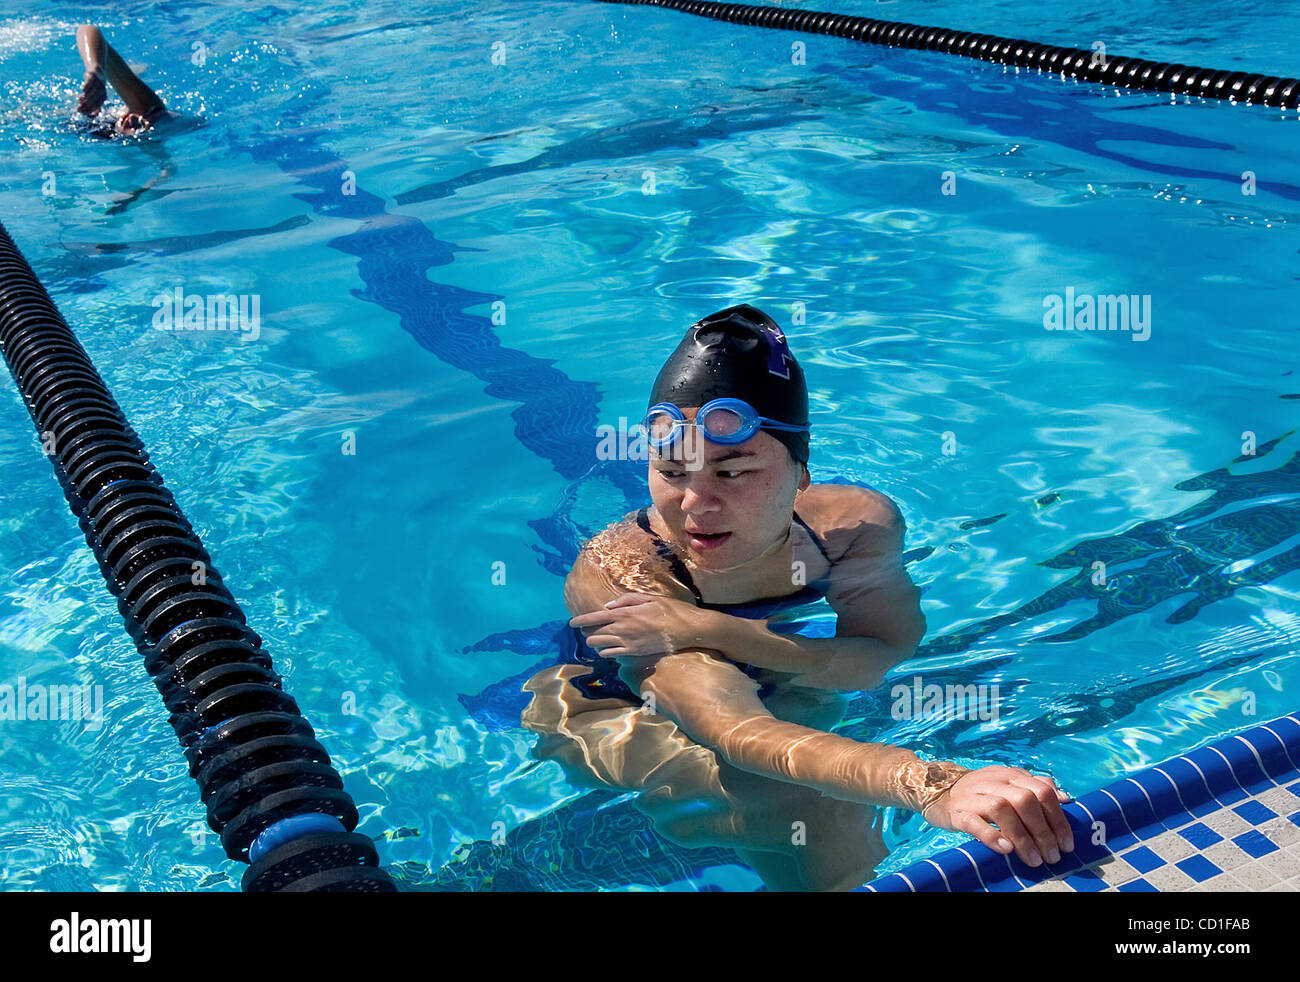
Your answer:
[77,68,106,116]
[921,765,1075,869]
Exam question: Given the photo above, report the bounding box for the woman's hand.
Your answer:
[921,765,1075,868]
[116,111,153,135]
[78,69,106,116]
[569,593,724,659]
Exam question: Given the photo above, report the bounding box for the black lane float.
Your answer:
[0,220,394,892]
[594,0,1300,108]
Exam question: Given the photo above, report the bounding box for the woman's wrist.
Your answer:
[913,760,972,820]
[692,606,734,650]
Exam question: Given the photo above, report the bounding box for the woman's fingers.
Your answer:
[1007,784,1063,864]
[951,809,1013,856]
[603,593,656,609]
[1011,775,1075,854]
[975,794,1044,866]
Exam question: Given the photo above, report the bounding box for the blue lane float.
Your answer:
[865,711,1300,891]
[593,0,1300,108]
[0,220,394,892]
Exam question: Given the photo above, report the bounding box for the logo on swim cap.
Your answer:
[692,305,793,380]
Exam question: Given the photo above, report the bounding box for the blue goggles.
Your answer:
[643,398,810,449]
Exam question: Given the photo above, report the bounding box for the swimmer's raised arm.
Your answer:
[75,24,166,124]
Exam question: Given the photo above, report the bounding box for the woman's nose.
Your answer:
[680,481,719,513]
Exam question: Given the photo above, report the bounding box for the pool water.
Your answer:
[0,0,1297,890]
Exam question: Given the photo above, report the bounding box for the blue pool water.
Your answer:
[0,0,1297,890]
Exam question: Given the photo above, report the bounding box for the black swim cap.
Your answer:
[648,304,810,465]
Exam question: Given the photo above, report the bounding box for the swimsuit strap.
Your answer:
[635,507,705,603]
[635,507,833,606]
[792,508,833,565]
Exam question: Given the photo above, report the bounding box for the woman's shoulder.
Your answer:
[565,510,696,602]
[797,484,906,554]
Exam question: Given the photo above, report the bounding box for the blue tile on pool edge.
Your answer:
[1232,830,1278,859]
[1061,804,1113,864]
[1121,845,1165,874]
[1072,791,1126,831]
[1264,716,1300,751]
[1178,822,1223,849]
[1064,868,1107,892]
[897,860,950,892]
[1065,837,1110,866]
[1187,797,1223,818]
[1233,800,1278,825]
[1118,878,1159,892]
[1157,758,1214,810]
[1007,852,1055,885]
[1128,771,1186,825]
[1239,728,1297,779]
[1212,737,1268,788]
[1104,830,1139,852]
[1136,818,1176,841]
[1176,854,1222,883]
[932,849,984,892]
[1109,780,1158,831]
[866,873,914,892]
[1042,845,1085,878]
[986,870,1027,893]
[1184,746,1244,798]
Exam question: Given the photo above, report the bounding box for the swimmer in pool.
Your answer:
[74,24,177,136]
[523,304,1076,890]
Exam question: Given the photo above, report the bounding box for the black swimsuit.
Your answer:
[558,508,835,703]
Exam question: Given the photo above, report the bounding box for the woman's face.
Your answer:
[648,407,809,570]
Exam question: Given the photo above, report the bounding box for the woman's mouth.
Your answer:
[687,530,731,550]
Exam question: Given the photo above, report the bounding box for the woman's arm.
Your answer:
[76,25,166,118]
[564,548,1074,866]
[699,495,925,689]
[697,619,911,691]
[629,647,1071,866]
[566,552,951,806]
[577,490,926,691]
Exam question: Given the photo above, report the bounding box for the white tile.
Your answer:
[1265,850,1300,879]
[1259,817,1300,847]
[1232,862,1281,889]
[1252,787,1299,814]
[1144,864,1195,891]
[1200,872,1247,892]
[1202,840,1250,871]
[1143,833,1197,862]
[1092,857,1140,886]
[1024,878,1074,892]
[1202,810,1252,837]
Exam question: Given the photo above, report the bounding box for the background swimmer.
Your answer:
[524,304,1076,890]
[74,24,177,137]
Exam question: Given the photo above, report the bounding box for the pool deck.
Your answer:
[862,712,1300,892]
